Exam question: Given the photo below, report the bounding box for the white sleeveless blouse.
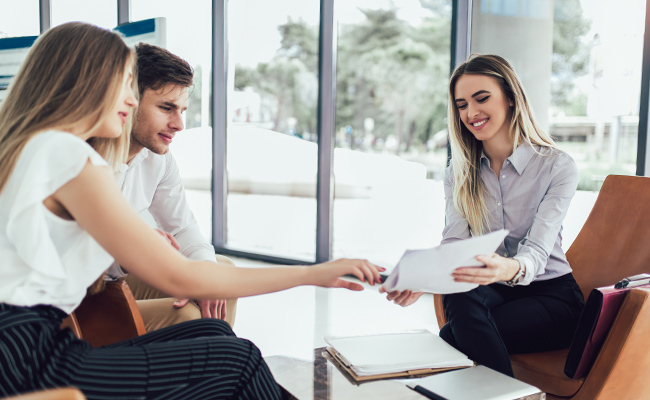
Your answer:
[0,131,114,313]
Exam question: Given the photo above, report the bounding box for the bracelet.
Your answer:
[503,258,525,287]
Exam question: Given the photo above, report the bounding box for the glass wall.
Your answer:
[226,0,320,261]
[131,0,213,243]
[6,0,646,262]
[332,0,452,266]
[0,0,39,37]
[52,0,117,29]
[471,0,647,248]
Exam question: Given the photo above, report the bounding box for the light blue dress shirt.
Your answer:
[442,142,579,285]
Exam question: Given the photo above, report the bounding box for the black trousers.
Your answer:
[439,273,585,376]
[0,303,282,400]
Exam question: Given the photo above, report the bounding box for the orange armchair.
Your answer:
[434,175,650,400]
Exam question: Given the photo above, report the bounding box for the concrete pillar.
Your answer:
[470,0,554,131]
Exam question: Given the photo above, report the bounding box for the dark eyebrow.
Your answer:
[455,90,491,103]
[159,101,179,109]
[471,90,491,98]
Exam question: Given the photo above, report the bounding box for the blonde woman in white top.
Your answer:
[0,22,382,399]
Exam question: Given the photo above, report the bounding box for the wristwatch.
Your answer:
[503,258,525,287]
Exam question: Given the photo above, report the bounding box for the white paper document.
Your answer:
[324,330,473,376]
[382,229,509,294]
[403,365,541,400]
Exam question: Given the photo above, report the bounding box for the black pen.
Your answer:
[407,384,449,400]
[615,274,650,289]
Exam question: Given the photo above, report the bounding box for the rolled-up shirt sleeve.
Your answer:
[515,153,579,285]
[441,165,472,245]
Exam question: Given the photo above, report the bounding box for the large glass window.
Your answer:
[0,0,39,37]
[471,0,646,248]
[131,0,213,242]
[52,0,117,29]
[227,0,320,261]
[332,0,452,266]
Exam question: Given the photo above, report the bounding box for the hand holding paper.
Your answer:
[382,229,509,294]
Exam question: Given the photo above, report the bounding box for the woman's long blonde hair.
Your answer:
[447,54,556,235]
[0,22,134,194]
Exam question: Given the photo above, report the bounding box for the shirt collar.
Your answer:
[125,147,150,169]
[479,141,535,175]
[508,142,535,175]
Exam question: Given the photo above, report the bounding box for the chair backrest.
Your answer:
[67,280,146,347]
[566,175,650,299]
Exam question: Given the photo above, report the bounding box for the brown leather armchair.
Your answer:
[434,175,650,400]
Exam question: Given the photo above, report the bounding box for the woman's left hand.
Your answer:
[452,253,520,285]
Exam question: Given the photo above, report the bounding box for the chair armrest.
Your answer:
[573,287,650,400]
[2,388,85,400]
[433,294,447,329]
[60,312,82,339]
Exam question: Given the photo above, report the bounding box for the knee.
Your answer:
[439,323,457,348]
[172,301,202,323]
[191,318,237,337]
[137,298,201,332]
[442,287,490,315]
[442,292,473,320]
[442,289,493,327]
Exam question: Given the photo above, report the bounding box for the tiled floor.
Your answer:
[229,256,439,362]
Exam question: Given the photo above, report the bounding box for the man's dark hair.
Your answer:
[135,42,193,96]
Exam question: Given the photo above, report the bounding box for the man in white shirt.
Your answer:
[108,43,236,331]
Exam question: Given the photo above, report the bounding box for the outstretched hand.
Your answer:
[311,258,384,291]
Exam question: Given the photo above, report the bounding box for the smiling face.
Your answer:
[129,83,188,160]
[453,74,513,146]
[96,61,138,139]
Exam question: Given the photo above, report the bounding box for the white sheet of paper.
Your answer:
[382,229,509,294]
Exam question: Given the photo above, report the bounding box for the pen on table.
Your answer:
[407,384,449,400]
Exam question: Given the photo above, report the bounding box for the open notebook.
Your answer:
[404,365,541,400]
[324,330,473,381]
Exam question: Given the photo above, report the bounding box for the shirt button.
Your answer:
[502,175,506,179]
[498,202,502,206]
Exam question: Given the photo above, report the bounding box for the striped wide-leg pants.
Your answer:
[0,303,282,399]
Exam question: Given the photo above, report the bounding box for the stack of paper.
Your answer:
[383,229,509,294]
[324,330,473,380]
